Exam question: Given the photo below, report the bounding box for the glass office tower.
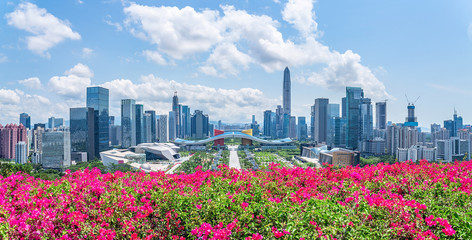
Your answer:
[86,87,109,156]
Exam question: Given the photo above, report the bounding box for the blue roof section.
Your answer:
[174,132,294,145]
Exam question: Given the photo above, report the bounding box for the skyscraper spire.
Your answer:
[283,67,291,116]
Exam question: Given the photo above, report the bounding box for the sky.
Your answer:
[0,0,471,129]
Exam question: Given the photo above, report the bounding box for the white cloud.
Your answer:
[121,3,390,99]
[18,77,42,89]
[100,74,278,122]
[5,2,81,57]
[143,50,166,65]
[48,63,93,98]
[82,47,93,58]
[0,89,21,105]
[124,4,222,59]
[282,0,318,36]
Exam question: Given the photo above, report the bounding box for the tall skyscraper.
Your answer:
[143,112,152,143]
[70,107,95,161]
[48,117,64,129]
[157,115,168,143]
[360,98,373,142]
[172,92,181,138]
[180,105,191,138]
[310,105,315,141]
[314,98,329,143]
[145,110,157,142]
[283,67,291,116]
[19,113,31,129]
[346,87,364,150]
[191,110,209,139]
[276,105,284,138]
[341,97,347,119]
[297,117,308,141]
[289,116,297,139]
[121,99,136,148]
[263,110,273,137]
[252,115,256,124]
[168,111,176,141]
[135,104,144,144]
[86,87,109,155]
[327,103,340,146]
[376,102,387,130]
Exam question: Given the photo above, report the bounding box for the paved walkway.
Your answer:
[228,145,241,169]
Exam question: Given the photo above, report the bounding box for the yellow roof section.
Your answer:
[242,129,253,136]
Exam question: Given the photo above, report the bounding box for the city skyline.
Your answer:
[1,1,472,127]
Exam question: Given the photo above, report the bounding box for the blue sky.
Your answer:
[0,0,471,129]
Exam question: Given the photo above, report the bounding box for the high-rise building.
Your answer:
[346,87,364,150]
[168,111,176,141]
[283,113,290,138]
[341,97,347,119]
[0,124,28,159]
[86,87,109,154]
[172,92,181,138]
[180,106,191,138]
[15,141,28,164]
[121,99,136,148]
[376,102,387,130]
[33,126,45,163]
[334,117,347,147]
[42,130,71,169]
[297,117,308,141]
[252,115,256,124]
[157,115,168,143]
[283,67,291,116]
[276,105,284,138]
[327,103,340,146]
[135,104,144,144]
[70,107,95,161]
[445,110,464,137]
[289,116,297,139]
[360,98,373,142]
[314,98,329,143]
[444,120,454,137]
[145,110,157,142]
[109,125,121,146]
[310,105,315,141]
[19,113,31,129]
[263,110,273,137]
[143,113,152,143]
[191,110,209,139]
[404,103,418,127]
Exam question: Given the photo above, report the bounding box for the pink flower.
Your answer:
[196,204,202,209]
[442,227,455,236]
[241,202,249,210]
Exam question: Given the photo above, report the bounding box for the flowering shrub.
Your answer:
[1,160,471,239]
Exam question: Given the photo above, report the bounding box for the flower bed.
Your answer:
[1,160,471,239]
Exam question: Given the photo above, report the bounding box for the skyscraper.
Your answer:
[172,92,181,138]
[42,130,71,169]
[19,113,31,129]
[360,98,373,142]
[121,99,136,148]
[283,67,291,116]
[180,105,191,138]
[48,117,64,129]
[289,116,297,139]
[376,102,387,130]
[310,105,315,141]
[15,141,27,164]
[297,117,308,141]
[135,104,144,144]
[276,105,284,138]
[327,103,340,146]
[145,110,157,142]
[191,110,209,139]
[0,124,27,159]
[143,112,152,143]
[70,107,95,160]
[263,110,273,137]
[346,87,364,150]
[86,87,109,155]
[168,111,176,141]
[157,115,168,143]
[314,98,329,143]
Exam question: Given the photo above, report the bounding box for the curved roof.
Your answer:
[174,132,293,145]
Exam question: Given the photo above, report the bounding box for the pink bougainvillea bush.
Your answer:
[1,160,472,239]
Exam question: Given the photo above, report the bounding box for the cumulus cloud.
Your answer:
[104,14,123,31]
[0,89,21,105]
[5,2,81,57]
[282,0,318,36]
[18,77,42,89]
[48,63,92,98]
[100,74,278,122]
[124,4,221,59]
[122,2,390,99]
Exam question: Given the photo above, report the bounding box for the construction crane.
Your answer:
[405,94,420,106]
